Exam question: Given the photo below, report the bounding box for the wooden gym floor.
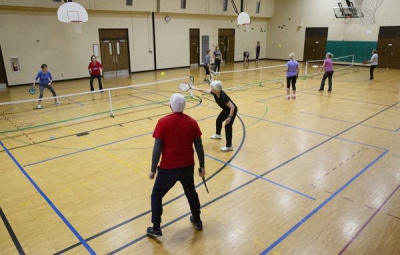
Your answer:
[0,60,399,254]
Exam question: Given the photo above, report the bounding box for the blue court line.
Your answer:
[300,111,355,124]
[206,154,315,201]
[259,150,388,255]
[300,91,391,107]
[0,141,96,255]
[24,132,152,167]
[240,112,333,137]
[335,137,386,151]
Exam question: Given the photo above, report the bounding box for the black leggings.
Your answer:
[286,76,297,90]
[370,65,377,79]
[203,65,210,75]
[216,109,237,147]
[320,71,334,91]
[90,75,103,91]
[215,59,221,72]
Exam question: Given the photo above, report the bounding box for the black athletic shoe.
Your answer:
[147,227,162,237]
[190,216,203,230]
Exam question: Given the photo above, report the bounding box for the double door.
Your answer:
[99,29,130,76]
[218,29,235,63]
[378,26,400,69]
[303,27,328,61]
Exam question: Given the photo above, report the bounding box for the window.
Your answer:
[181,0,186,9]
[223,0,228,12]
[256,1,261,14]
[126,0,133,6]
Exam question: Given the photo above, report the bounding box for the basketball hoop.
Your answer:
[343,15,352,24]
[243,23,251,32]
[57,2,88,33]
[71,20,83,33]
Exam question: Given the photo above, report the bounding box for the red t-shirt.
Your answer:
[88,61,102,76]
[153,112,202,169]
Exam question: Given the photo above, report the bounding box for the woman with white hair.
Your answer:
[147,93,206,237]
[284,53,299,99]
[318,52,334,92]
[191,81,238,152]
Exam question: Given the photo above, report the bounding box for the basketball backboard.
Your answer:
[333,6,364,18]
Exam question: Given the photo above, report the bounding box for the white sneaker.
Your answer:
[291,94,296,99]
[221,146,233,152]
[211,134,222,139]
[37,105,42,109]
[55,101,62,104]
[285,95,290,100]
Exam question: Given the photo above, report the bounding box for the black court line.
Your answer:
[54,114,247,254]
[0,207,25,255]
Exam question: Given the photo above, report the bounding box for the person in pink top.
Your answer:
[318,53,334,92]
[88,55,103,91]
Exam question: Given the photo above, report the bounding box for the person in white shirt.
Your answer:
[368,49,378,80]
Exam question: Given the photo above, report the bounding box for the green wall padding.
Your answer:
[326,41,377,63]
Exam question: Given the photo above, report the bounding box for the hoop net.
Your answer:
[243,23,251,32]
[71,20,83,34]
[354,0,385,25]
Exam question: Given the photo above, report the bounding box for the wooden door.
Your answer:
[0,45,7,86]
[189,29,199,65]
[218,29,235,63]
[377,26,400,69]
[303,27,328,61]
[99,29,130,75]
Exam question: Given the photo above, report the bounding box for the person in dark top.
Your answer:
[213,46,222,74]
[191,80,238,152]
[147,93,206,237]
[255,41,261,62]
[243,51,250,68]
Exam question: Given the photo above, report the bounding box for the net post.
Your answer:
[189,76,194,98]
[108,89,114,118]
[305,61,309,76]
[351,54,355,66]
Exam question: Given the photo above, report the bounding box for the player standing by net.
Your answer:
[88,55,103,91]
[192,80,238,152]
[33,64,61,109]
[213,46,222,74]
[147,93,205,237]
[368,49,378,80]
[255,41,261,63]
[203,50,211,83]
[318,53,334,92]
[285,53,299,99]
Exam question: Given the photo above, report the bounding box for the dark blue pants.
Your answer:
[370,65,377,79]
[151,166,201,225]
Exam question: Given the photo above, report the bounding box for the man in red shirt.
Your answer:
[88,55,103,91]
[147,93,206,237]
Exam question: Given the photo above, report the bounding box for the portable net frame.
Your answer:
[304,54,355,76]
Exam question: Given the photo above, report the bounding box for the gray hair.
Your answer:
[170,93,186,112]
[326,52,333,58]
[289,53,295,59]
[210,80,222,91]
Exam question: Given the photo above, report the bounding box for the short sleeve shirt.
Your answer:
[88,61,103,76]
[153,112,202,169]
[324,58,334,72]
[370,54,378,66]
[211,90,236,113]
[286,60,299,77]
